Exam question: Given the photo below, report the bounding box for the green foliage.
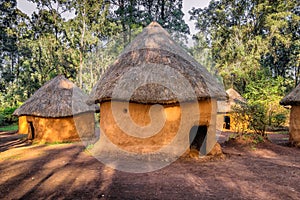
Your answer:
[231,102,267,136]
[0,124,18,132]
[231,103,250,134]
[241,133,265,144]
[247,103,268,136]
[190,0,299,91]
[0,0,191,108]
[190,0,296,137]
[0,106,18,126]
[244,73,288,129]
[45,141,73,145]
[271,114,287,127]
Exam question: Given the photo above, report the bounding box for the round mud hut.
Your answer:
[280,84,300,147]
[217,88,247,131]
[88,22,227,156]
[13,75,96,143]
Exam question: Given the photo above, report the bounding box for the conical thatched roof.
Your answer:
[89,22,227,104]
[218,88,246,113]
[280,84,300,106]
[226,88,246,105]
[13,75,96,118]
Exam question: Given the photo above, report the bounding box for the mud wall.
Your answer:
[290,106,300,146]
[18,116,28,134]
[26,112,95,143]
[99,100,217,154]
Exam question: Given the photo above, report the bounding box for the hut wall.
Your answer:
[18,116,28,134]
[99,100,217,154]
[290,106,300,146]
[26,112,95,143]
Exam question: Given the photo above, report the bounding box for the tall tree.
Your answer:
[190,0,300,92]
[0,0,18,91]
[66,0,111,89]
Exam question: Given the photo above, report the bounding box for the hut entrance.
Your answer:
[189,126,207,154]
[28,122,35,140]
[224,116,230,129]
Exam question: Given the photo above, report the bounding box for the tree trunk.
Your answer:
[79,3,86,88]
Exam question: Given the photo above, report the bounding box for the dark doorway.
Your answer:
[28,122,35,140]
[224,116,230,130]
[189,126,207,155]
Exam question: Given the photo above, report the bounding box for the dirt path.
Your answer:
[0,131,299,199]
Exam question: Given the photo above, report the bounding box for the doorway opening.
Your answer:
[224,116,230,130]
[189,126,207,155]
[28,122,35,140]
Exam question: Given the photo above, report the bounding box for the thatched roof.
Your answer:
[88,22,227,104]
[218,88,246,113]
[226,88,246,105]
[13,75,97,118]
[280,84,300,106]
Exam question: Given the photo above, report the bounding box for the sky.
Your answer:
[17,0,210,34]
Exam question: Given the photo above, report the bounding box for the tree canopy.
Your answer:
[0,0,190,107]
[0,0,299,131]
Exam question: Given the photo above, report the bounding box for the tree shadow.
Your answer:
[0,131,30,152]
[0,135,299,199]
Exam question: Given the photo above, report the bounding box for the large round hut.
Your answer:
[13,75,96,143]
[88,22,227,156]
[280,84,300,147]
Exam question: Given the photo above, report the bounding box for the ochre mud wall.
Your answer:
[216,113,249,132]
[99,100,217,154]
[26,112,95,143]
[289,106,300,146]
[18,116,28,134]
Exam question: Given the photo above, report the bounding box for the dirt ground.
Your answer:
[0,131,299,200]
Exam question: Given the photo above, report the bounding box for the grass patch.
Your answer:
[45,141,73,145]
[83,144,94,155]
[0,124,18,132]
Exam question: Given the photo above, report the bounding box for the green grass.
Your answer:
[0,124,18,132]
[44,141,73,145]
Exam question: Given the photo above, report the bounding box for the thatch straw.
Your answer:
[280,84,300,106]
[218,88,245,113]
[13,75,97,117]
[226,88,246,105]
[88,22,227,104]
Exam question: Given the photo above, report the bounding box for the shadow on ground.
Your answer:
[0,132,299,199]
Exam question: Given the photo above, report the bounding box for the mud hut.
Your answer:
[280,84,300,147]
[217,88,247,130]
[88,22,227,156]
[13,75,96,143]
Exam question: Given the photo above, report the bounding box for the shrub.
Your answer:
[271,113,287,127]
[231,102,268,137]
[0,107,18,126]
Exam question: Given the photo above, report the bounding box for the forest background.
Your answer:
[0,0,299,133]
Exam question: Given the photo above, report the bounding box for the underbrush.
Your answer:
[0,124,18,132]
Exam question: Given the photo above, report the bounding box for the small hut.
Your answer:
[217,88,246,130]
[280,84,300,147]
[13,75,96,143]
[88,22,227,156]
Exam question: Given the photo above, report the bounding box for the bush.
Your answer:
[247,103,267,137]
[271,113,287,127]
[0,113,5,126]
[0,107,18,126]
[231,103,250,134]
[231,102,268,137]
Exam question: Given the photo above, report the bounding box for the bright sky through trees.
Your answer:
[17,0,210,35]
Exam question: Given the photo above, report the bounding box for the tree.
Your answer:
[190,0,299,93]
[0,0,18,92]
[109,0,190,44]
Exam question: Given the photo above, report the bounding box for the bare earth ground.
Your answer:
[0,131,299,200]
